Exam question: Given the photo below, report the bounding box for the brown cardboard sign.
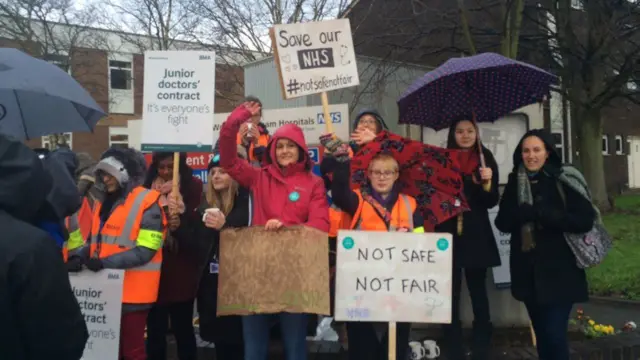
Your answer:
[217,226,330,316]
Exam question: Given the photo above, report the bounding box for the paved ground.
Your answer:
[164,298,640,359]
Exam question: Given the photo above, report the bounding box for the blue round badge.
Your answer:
[437,238,449,251]
[342,237,354,250]
[289,191,300,202]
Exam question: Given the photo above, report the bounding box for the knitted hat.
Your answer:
[208,145,248,172]
[94,156,130,186]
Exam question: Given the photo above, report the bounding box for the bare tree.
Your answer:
[542,0,640,210]
[97,0,200,52]
[0,0,107,146]
[187,0,350,62]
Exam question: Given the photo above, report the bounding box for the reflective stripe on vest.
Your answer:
[352,191,415,231]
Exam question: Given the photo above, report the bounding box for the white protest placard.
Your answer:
[335,231,453,324]
[489,206,511,287]
[141,50,216,152]
[211,104,350,147]
[271,19,359,99]
[69,269,124,360]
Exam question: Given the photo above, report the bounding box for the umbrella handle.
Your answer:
[476,137,491,191]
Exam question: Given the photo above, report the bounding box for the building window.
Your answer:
[44,53,70,73]
[42,133,72,150]
[552,132,565,163]
[616,135,624,155]
[109,127,129,149]
[109,60,132,90]
[602,135,609,155]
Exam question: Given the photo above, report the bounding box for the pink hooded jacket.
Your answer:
[219,105,329,232]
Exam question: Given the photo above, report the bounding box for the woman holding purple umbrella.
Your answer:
[435,118,501,360]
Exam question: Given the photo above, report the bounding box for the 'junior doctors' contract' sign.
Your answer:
[334,231,453,324]
[141,50,216,152]
[271,19,360,99]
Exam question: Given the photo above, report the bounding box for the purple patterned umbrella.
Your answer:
[397,52,557,130]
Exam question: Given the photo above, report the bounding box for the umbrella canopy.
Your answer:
[398,52,557,130]
[0,48,106,139]
[350,131,469,227]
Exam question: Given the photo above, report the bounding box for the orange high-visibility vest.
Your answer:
[63,197,93,261]
[89,187,166,304]
[329,204,351,237]
[237,132,270,162]
[350,190,417,231]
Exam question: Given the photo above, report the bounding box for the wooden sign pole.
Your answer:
[171,152,180,211]
[320,92,334,134]
[388,322,397,360]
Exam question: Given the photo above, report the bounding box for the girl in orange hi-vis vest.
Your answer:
[329,151,424,360]
[68,147,167,360]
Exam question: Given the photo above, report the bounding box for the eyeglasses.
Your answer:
[369,170,398,179]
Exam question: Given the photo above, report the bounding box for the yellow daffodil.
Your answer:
[588,319,595,326]
[594,324,602,331]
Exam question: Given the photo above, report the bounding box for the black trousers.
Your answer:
[346,322,410,360]
[146,300,197,360]
[525,301,572,360]
[451,267,491,324]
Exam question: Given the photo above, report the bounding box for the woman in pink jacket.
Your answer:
[219,101,330,360]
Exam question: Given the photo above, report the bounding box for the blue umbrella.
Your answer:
[0,48,106,139]
[398,52,557,130]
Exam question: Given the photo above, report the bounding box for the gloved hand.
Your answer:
[333,143,351,162]
[319,133,344,153]
[85,258,104,272]
[519,203,536,223]
[65,256,83,273]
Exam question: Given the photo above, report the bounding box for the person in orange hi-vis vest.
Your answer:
[62,196,93,261]
[329,150,424,360]
[213,96,271,166]
[67,147,167,360]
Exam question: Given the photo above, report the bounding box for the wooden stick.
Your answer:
[320,92,334,134]
[530,321,537,347]
[388,322,397,360]
[171,152,180,214]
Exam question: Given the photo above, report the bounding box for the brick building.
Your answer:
[343,0,640,192]
[0,19,248,160]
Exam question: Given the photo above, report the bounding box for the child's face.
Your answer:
[368,157,399,194]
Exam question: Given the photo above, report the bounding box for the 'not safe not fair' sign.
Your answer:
[334,231,453,324]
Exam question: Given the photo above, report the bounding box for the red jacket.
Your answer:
[219,105,329,232]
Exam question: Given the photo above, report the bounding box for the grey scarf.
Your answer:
[516,164,536,252]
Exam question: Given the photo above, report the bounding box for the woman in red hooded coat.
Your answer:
[219,101,330,360]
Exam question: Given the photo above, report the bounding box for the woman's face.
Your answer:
[356,114,379,134]
[101,172,120,193]
[368,157,399,194]
[521,135,549,172]
[157,157,174,182]
[275,138,300,167]
[210,167,232,190]
[454,120,477,149]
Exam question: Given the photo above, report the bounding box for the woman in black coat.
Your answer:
[195,150,251,360]
[435,119,501,360]
[495,129,595,360]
